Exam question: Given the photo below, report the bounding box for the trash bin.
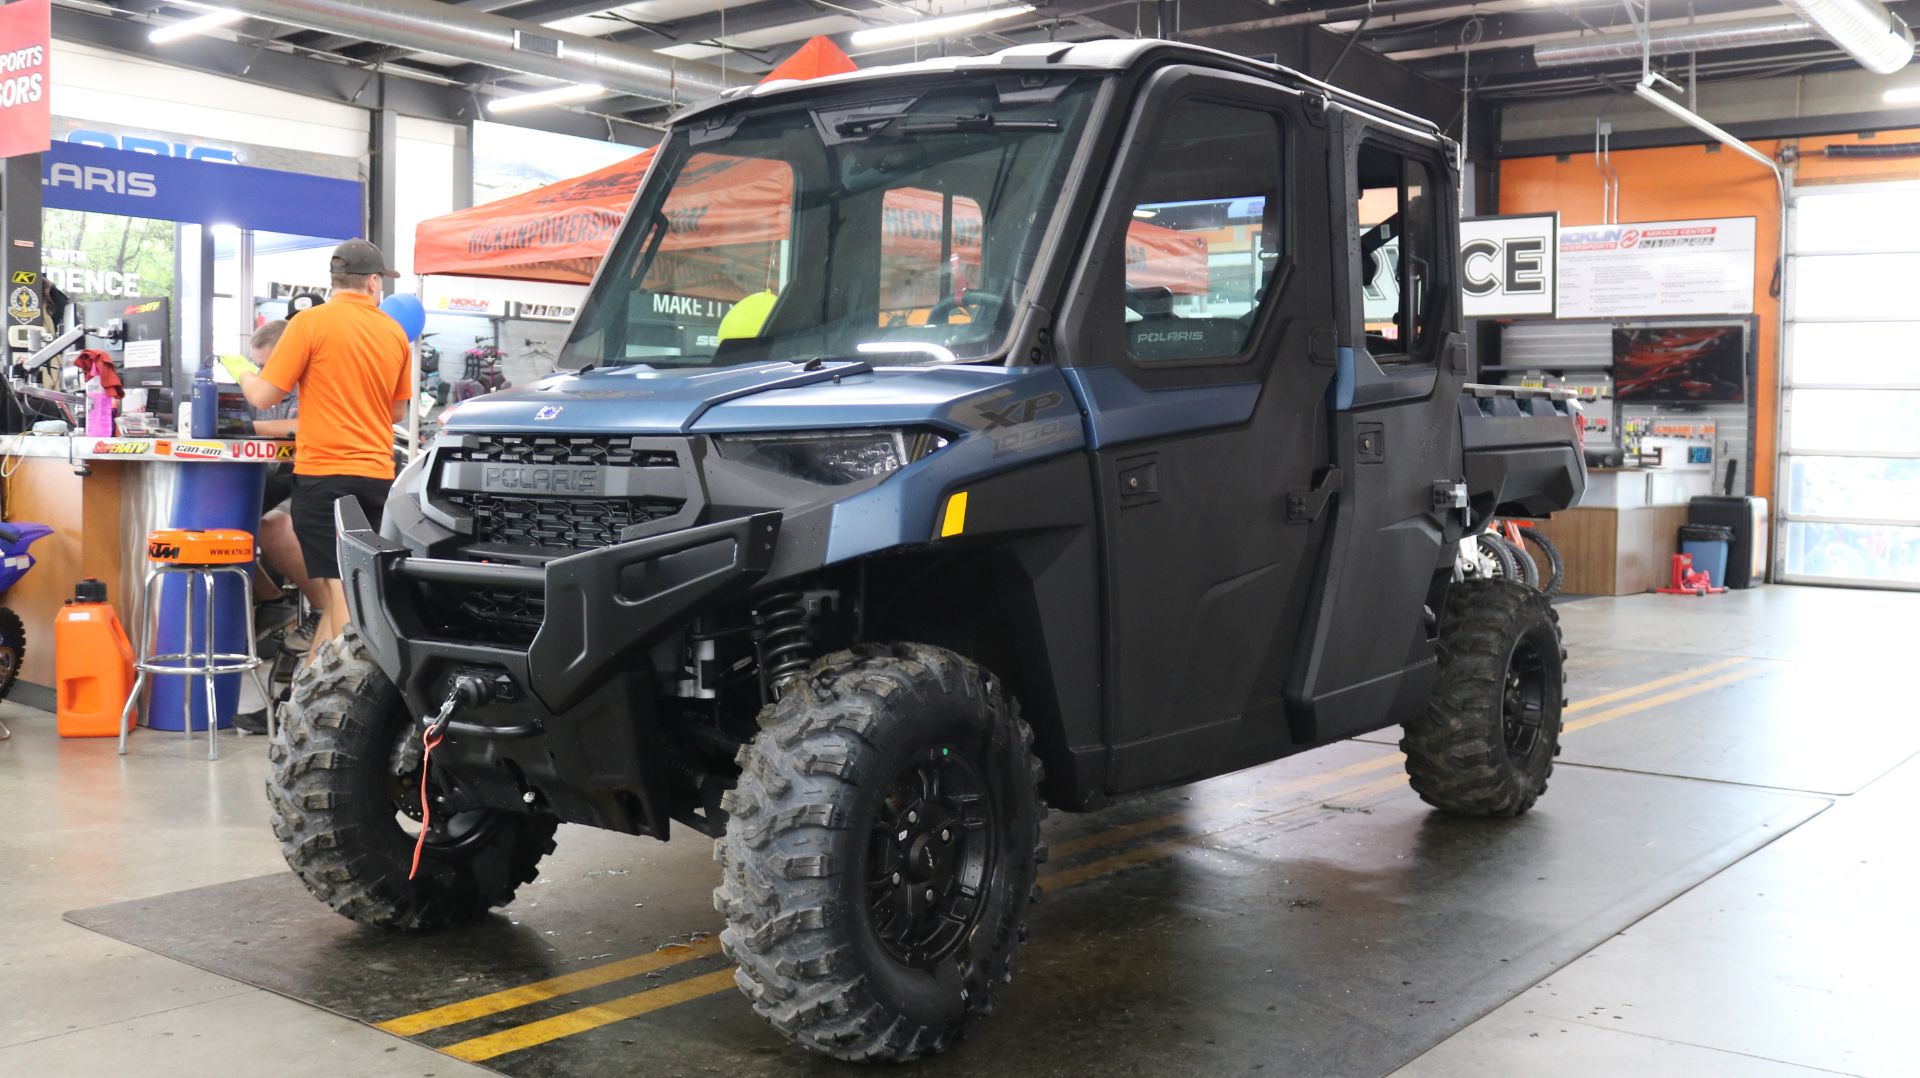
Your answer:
[1678,524,1734,589]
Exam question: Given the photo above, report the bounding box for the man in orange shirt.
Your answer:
[232,239,410,650]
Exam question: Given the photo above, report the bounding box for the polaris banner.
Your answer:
[40,142,362,238]
[0,0,50,159]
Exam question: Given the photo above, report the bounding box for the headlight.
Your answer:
[714,429,949,485]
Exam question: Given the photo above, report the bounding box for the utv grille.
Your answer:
[440,434,677,470]
[447,492,683,551]
[426,434,693,640]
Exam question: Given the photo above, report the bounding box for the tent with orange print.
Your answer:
[412,35,1206,296]
[412,36,857,284]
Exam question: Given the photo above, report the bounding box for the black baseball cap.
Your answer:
[330,238,399,278]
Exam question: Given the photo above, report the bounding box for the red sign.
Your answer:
[0,0,50,159]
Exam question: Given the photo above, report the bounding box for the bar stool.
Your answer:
[118,529,262,760]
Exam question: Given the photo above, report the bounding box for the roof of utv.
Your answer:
[673,38,1443,142]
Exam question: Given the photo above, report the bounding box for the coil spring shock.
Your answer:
[753,591,813,695]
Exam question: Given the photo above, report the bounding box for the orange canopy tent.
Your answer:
[412,36,1207,294]
[412,36,855,284]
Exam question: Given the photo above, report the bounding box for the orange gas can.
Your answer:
[56,578,138,738]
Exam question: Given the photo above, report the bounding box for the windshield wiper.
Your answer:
[833,112,1059,136]
[901,113,1059,133]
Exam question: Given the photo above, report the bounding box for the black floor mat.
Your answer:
[66,745,1824,1078]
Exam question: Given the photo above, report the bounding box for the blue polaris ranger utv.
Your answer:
[269,39,1584,1062]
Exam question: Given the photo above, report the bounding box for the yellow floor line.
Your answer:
[406,651,1764,1055]
[374,938,723,1036]
[441,968,740,1062]
[1562,663,1770,735]
[1564,656,1753,714]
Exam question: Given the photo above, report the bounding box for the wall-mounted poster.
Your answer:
[1461,213,1557,318]
[1557,217,1756,318]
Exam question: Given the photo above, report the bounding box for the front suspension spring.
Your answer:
[753,591,813,694]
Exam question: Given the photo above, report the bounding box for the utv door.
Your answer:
[1054,66,1342,794]
[1286,110,1471,744]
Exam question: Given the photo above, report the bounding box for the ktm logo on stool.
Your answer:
[148,540,182,561]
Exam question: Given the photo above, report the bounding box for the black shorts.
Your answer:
[290,474,393,580]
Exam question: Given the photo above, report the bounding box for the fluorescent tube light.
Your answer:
[850,4,1035,47]
[486,83,606,114]
[1886,85,1920,104]
[149,9,244,45]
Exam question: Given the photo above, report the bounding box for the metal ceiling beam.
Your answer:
[210,0,728,102]
[52,5,658,143]
[1499,103,1920,155]
[1361,0,1778,57]
[605,0,875,49]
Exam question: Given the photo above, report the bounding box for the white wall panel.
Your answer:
[49,40,367,157]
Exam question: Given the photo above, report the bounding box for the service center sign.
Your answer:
[0,0,50,159]
[1460,213,1557,318]
[1557,216,1756,319]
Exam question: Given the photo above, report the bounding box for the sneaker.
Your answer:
[233,709,269,735]
[284,609,323,653]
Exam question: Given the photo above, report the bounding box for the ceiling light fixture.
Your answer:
[486,82,606,114]
[1886,85,1920,103]
[149,8,245,45]
[849,4,1035,47]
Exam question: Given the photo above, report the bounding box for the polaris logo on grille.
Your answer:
[481,465,601,494]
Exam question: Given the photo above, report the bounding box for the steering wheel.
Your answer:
[927,288,1005,327]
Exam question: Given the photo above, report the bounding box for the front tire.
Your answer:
[266,630,557,930]
[0,606,25,703]
[1402,579,1565,817]
[715,643,1044,1062]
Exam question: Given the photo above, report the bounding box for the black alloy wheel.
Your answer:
[866,746,996,967]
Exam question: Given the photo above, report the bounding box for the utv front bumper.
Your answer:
[335,497,781,723]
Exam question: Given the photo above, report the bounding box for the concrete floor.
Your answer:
[1,584,1915,1077]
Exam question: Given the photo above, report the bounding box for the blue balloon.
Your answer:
[380,293,427,342]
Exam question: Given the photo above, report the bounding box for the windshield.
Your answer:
[558,77,1098,370]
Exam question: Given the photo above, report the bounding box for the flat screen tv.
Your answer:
[1611,322,1748,404]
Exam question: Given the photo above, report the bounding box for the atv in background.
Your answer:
[268,39,1584,1063]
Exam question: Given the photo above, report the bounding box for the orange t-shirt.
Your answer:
[261,291,410,479]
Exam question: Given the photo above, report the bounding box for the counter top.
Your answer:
[0,434,293,464]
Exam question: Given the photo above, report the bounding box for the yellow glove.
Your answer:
[217,354,259,381]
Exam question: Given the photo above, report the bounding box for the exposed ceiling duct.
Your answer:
[1777,0,1916,73]
[217,0,730,103]
[1534,16,1822,68]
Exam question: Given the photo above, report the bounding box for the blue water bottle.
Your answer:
[191,357,218,439]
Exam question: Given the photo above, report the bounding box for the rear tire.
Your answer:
[1402,579,1565,817]
[1519,529,1565,595]
[715,643,1043,1062]
[267,629,556,930]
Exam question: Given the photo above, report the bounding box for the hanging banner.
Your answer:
[0,0,50,159]
[1557,216,1756,319]
[1460,213,1557,318]
[41,142,362,238]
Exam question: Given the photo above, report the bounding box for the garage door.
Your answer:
[1780,182,1920,588]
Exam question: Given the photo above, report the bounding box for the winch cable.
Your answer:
[409,674,495,881]
[409,723,448,881]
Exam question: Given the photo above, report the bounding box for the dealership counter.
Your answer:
[1533,459,1720,595]
[0,434,291,715]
